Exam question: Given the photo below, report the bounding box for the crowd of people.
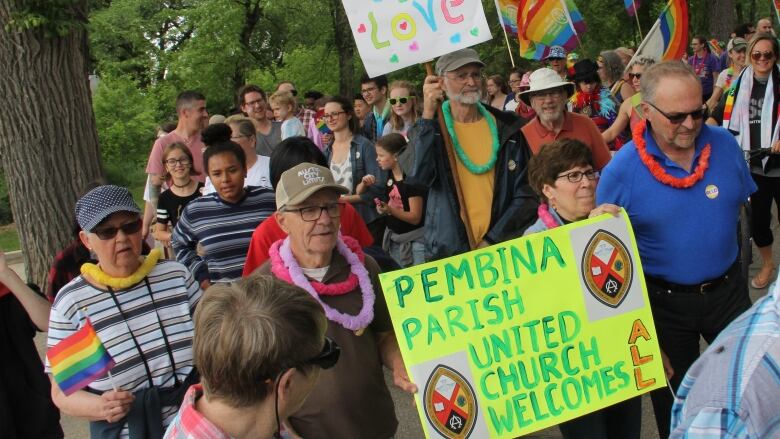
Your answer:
[3,16,780,439]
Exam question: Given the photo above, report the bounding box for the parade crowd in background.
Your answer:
[3,16,780,439]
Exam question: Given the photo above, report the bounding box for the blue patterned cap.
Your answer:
[75,185,141,232]
[545,46,566,60]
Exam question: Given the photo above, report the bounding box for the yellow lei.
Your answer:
[81,248,162,289]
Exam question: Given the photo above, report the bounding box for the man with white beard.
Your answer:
[410,48,538,259]
[520,68,612,171]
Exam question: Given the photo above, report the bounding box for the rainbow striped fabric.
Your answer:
[517,0,586,60]
[624,0,641,16]
[47,318,115,396]
[632,0,688,62]
[495,0,520,36]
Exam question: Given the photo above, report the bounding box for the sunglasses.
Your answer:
[91,219,143,240]
[628,73,642,80]
[646,102,708,124]
[751,51,775,61]
[304,337,340,370]
[388,97,411,105]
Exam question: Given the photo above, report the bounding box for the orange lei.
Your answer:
[632,119,711,189]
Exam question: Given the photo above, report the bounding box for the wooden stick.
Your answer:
[424,62,478,249]
[632,0,644,40]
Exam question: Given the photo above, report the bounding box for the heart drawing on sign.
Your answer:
[409,41,419,51]
[390,54,400,63]
[357,24,366,33]
[400,22,408,30]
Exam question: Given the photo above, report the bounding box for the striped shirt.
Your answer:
[172,186,275,283]
[46,260,202,438]
[670,282,780,438]
[163,384,230,439]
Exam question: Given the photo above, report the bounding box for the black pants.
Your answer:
[366,217,386,248]
[750,173,780,248]
[558,396,642,439]
[645,262,751,438]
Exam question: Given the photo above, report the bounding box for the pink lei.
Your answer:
[537,204,560,230]
[269,235,374,331]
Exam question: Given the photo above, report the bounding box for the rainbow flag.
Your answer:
[775,0,780,27]
[624,0,640,16]
[517,0,586,60]
[47,319,115,396]
[631,0,688,62]
[495,0,520,36]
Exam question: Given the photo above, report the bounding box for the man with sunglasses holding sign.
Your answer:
[597,61,756,439]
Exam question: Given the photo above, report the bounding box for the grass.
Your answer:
[0,223,20,252]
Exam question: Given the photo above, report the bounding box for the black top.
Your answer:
[384,174,426,234]
[157,183,203,226]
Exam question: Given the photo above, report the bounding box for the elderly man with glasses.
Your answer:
[411,48,538,260]
[597,61,757,439]
[256,163,415,438]
[520,68,612,168]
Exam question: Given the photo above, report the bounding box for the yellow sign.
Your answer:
[379,213,665,438]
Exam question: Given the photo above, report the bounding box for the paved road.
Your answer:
[24,241,774,438]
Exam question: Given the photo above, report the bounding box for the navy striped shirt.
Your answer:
[46,260,202,438]
[172,186,275,283]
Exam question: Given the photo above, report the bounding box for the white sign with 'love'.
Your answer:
[342,0,492,77]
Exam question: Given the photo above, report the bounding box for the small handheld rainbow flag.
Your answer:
[47,318,116,396]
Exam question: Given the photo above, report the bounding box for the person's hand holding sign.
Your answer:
[421,75,445,120]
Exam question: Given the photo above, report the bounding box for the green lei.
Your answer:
[441,101,500,174]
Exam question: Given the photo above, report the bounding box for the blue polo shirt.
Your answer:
[596,124,756,284]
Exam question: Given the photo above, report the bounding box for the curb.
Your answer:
[6,250,23,265]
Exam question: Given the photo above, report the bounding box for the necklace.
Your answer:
[269,235,364,296]
[81,248,162,289]
[442,101,500,174]
[537,204,560,230]
[172,179,193,189]
[271,236,374,333]
[632,120,711,188]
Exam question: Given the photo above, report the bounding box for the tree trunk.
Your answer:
[0,0,104,290]
[709,0,736,40]
[329,0,355,96]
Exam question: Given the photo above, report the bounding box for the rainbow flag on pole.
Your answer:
[630,0,688,62]
[774,0,780,27]
[624,0,641,16]
[495,0,520,36]
[517,0,586,60]
[47,319,115,396]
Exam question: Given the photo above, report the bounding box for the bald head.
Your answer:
[757,18,774,35]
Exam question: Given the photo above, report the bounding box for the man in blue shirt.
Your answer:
[596,61,756,439]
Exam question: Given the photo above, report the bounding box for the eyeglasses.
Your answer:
[388,97,411,105]
[530,89,564,100]
[751,50,775,61]
[446,71,483,83]
[508,79,523,84]
[165,158,191,167]
[556,169,600,183]
[628,73,642,80]
[646,101,708,124]
[244,98,265,107]
[322,111,346,120]
[361,86,378,95]
[92,219,143,240]
[284,202,342,222]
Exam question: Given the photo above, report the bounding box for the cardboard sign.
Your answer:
[342,0,492,77]
[379,213,666,438]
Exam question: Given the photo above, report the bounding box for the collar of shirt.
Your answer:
[643,122,707,172]
[531,111,574,139]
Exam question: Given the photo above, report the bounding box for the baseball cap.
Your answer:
[276,163,349,209]
[727,37,747,52]
[435,48,485,75]
[75,185,141,232]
